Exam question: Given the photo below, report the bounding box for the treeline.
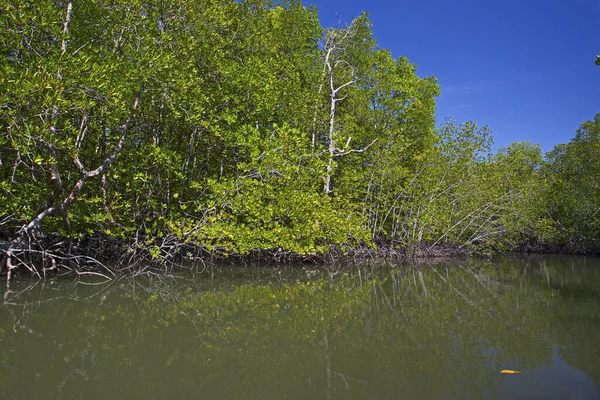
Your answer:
[0,0,599,275]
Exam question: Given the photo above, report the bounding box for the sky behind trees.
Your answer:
[308,0,600,152]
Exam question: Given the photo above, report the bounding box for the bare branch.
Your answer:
[332,78,356,95]
[74,94,139,177]
[334,138,378,157]
[61,1,73,53]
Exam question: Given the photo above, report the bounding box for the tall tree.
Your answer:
[545,114,600,247]
[317,14,378,195]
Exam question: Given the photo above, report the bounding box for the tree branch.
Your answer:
[334,138,378,157]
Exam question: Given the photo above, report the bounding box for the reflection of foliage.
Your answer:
[1,258,599,399]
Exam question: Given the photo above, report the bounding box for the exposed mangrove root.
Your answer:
[1,233,116,282]
[516,241,600,256]
[1,231,215,280]
[0,229,480,281]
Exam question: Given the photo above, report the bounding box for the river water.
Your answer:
[1,254,599,399]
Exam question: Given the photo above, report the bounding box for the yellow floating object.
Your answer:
[501,369,521,374]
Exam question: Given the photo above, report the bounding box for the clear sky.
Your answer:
[306,0,600,153]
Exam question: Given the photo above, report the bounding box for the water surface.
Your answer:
[1,254,599,399]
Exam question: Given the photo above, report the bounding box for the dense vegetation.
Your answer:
[1,0,599,276]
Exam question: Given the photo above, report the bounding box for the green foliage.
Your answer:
[168,124,370,254]
[1,0,596,259]
[545,114,600,247]
[377,120,551,251]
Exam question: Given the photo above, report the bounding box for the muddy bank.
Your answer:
[0,231,478,280]
[516,242,600,256]
[5,229,598,280]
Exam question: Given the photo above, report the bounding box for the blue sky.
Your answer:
[307,0,600,153]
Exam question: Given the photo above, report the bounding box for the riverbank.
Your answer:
[2,230,598,280]
[517,242,600,256]
[0,231,475,280]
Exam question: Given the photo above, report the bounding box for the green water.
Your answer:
[1,254,599,399]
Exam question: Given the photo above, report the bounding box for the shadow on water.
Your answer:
[0,256,599,399]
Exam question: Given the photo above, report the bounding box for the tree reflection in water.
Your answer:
[0,255,599,399]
